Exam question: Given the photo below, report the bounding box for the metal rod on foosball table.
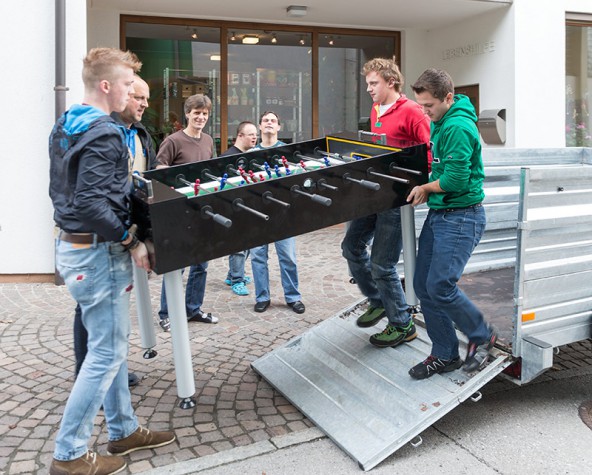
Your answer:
[201,168,223,182]
[366,167,410,184]
[317,178,338,191]
[313,148,357,163]
[176,174,193,187]
[293,152,333,166]
[163,270,196,409]
[389,163,424,176]
[233,198,270,220]
[132,266,157,359]
[400,205,419,308]
[262,191,291,208]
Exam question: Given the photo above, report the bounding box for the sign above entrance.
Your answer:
[442,40,495,61]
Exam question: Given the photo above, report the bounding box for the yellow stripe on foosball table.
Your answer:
[325,136,402,156]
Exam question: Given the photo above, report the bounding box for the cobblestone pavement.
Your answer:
[0,225,361,474]
[2,223,592,474]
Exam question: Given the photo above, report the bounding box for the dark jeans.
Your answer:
[413,206,489,360]
[159,262,208,320]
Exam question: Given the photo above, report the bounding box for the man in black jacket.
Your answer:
[72,75,156,386]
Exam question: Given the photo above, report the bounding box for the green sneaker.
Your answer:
[356,306,386,328]
[369,321,417,348]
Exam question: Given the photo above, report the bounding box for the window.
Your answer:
[122,17,400,153]
[566,21,592,147]
[318,34,397,136]
[227,30,312,145]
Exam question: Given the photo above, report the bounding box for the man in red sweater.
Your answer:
[342,57,430,347]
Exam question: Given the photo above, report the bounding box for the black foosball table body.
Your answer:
[132,135,428,274]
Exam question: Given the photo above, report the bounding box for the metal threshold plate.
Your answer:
[252,304,510,471]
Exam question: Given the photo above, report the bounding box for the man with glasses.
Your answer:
[220,121,258,296]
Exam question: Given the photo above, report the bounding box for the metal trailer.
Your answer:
[251,147,592,471]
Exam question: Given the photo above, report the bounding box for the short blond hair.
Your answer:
[362,57,404,93]
[82,48,142,88]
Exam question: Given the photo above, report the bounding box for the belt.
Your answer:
[59,231,107,244]
[438,203,483,213]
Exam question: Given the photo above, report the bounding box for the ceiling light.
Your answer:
[271,34,277,44]
[242,35,259,45]
[287,5,307,17]
[299,36,305,45]
[210,54,221,61]
[230,31,236,41]
[191,29,198,39]
[328,37,334,46]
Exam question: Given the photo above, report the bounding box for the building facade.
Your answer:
[1,0,591,278]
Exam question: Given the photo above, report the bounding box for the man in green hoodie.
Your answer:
[406,68,496,379]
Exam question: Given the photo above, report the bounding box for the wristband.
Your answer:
[122,234,140,251]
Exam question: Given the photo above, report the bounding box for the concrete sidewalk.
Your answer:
[2,223,592,474]
[142,371,592,474]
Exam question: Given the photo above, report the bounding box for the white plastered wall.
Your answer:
[0,0,86,274]
[3,0,592,275]
[405,0,592,149]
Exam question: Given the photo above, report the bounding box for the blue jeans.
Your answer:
[159,262,208,320]
[54,239,138,461]
[251,237,301,303]
[341,208,410,326]
[413,206,489,360]
[226,250,249,284]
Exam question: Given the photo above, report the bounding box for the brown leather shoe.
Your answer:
[49,450,126,475]
[107,426,176,456]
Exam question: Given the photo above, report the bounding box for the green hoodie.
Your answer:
[428,94,485,209]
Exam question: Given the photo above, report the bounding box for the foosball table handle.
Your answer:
[342,173,381,191]
[291,185,332,207]
[200,205,232,228]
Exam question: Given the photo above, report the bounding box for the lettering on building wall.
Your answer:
[442,41,495,61]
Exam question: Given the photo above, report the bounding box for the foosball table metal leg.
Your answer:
[133,266,157,358]
[401,205,419,307]
[163,270,197,409]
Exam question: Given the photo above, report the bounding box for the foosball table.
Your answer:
[130,135,428,407]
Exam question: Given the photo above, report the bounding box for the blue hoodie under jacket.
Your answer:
[49,104,132,242]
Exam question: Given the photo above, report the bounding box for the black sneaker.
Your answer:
[409,355,463,380]
[463,330,497,372]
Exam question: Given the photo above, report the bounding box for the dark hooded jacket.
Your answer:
[49,104,132,241]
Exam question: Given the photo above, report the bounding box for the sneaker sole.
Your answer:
[369,330,418,348]
[107,435,176,456]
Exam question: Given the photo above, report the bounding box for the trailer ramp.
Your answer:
[252,302,511,471]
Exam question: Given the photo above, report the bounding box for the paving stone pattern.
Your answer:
[1,223,591,474]
[0,225,361,474]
